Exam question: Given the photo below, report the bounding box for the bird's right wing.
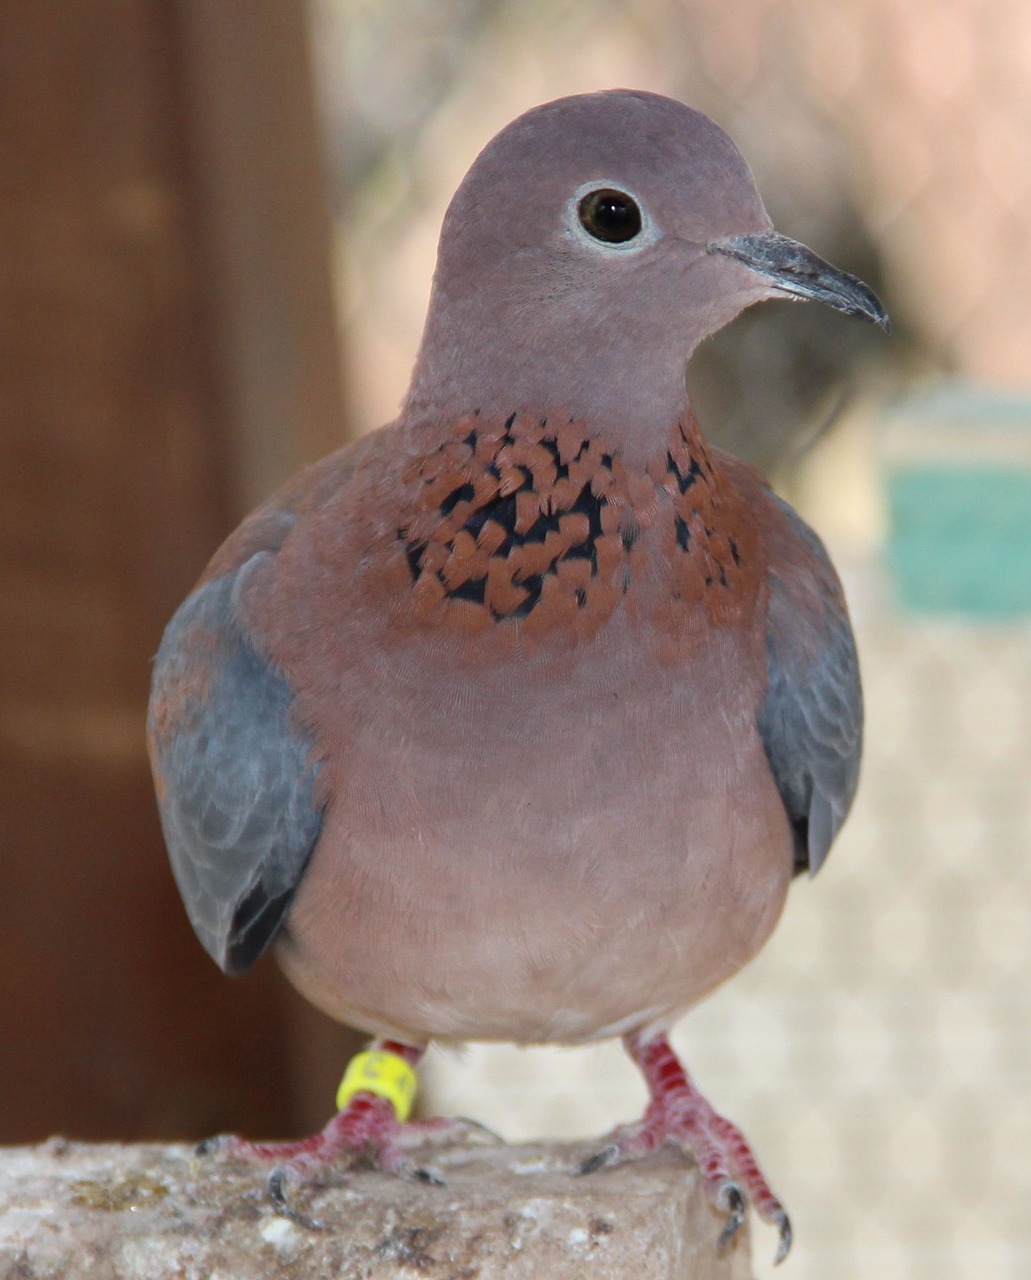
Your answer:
[148,438,381,974]
[148,555,323,975]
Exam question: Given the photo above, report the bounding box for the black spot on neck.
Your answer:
[509,572,544,617]
[439,482,475,515]
[668,452,703,495]
[402,530,422,581]
[449,577,486,605]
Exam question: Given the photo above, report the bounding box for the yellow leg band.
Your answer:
[336,1050,418,1122]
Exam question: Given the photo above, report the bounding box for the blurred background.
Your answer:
[1,2,1028,1278]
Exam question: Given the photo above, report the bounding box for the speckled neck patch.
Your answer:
[397,411,756,643]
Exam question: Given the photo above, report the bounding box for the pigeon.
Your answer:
[148,89,887,1260]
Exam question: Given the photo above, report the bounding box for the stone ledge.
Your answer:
[0,1137,752,1279]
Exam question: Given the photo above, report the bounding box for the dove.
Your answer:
[148,89,887,1260]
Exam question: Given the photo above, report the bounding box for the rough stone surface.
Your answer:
[0,1138,753,1278]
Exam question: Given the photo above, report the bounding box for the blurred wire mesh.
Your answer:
[309,3,1031,1277]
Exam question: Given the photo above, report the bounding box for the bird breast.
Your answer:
[253,411,793,1044]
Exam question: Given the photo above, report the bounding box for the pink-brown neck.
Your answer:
[402,269,697,459]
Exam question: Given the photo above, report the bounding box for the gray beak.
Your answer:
[708,231,890,333]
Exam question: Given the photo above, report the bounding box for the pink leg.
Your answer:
[205,1039,493,1225]
[579,1030,792,1265]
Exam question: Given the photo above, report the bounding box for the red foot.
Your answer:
[579,1031,792,1265]
[202,1040,493,1226]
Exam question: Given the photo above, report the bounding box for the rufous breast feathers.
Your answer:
[377,411,762,649]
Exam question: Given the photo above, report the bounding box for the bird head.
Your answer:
[405,90,887,449]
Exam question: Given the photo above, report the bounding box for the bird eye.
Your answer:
[577,189,642,244]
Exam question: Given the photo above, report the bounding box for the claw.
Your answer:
[716,1183,746,1253]
[267,1167,323,1230]
[772,1209,793,1265]
[576,1143,621,1176]
[399,1161,446,1187]
[450,1116,505,1145]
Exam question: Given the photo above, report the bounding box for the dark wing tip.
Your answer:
[222,882,298,976]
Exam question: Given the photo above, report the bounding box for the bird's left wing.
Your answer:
[755,493,863,875]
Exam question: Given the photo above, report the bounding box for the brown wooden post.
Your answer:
[0,0,354,1144]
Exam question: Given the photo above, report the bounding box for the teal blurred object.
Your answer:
[882,382,1031,617]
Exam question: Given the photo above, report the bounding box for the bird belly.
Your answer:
[275,650,794,1046]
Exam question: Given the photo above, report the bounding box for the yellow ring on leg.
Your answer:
[335,1050,418,1122]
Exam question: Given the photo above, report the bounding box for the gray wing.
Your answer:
[756,497,863,876]
[148,554,322,974]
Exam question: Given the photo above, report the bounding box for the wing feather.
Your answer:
[148,556,323,973]
[756,496,863,875]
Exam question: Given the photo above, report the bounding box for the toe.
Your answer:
[394,1114,504,1150]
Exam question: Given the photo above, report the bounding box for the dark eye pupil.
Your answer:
[578,189,642,244]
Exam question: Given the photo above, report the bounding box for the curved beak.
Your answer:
[708,231,890,333]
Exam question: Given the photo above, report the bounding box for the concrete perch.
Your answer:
[0,1137,752,1278]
